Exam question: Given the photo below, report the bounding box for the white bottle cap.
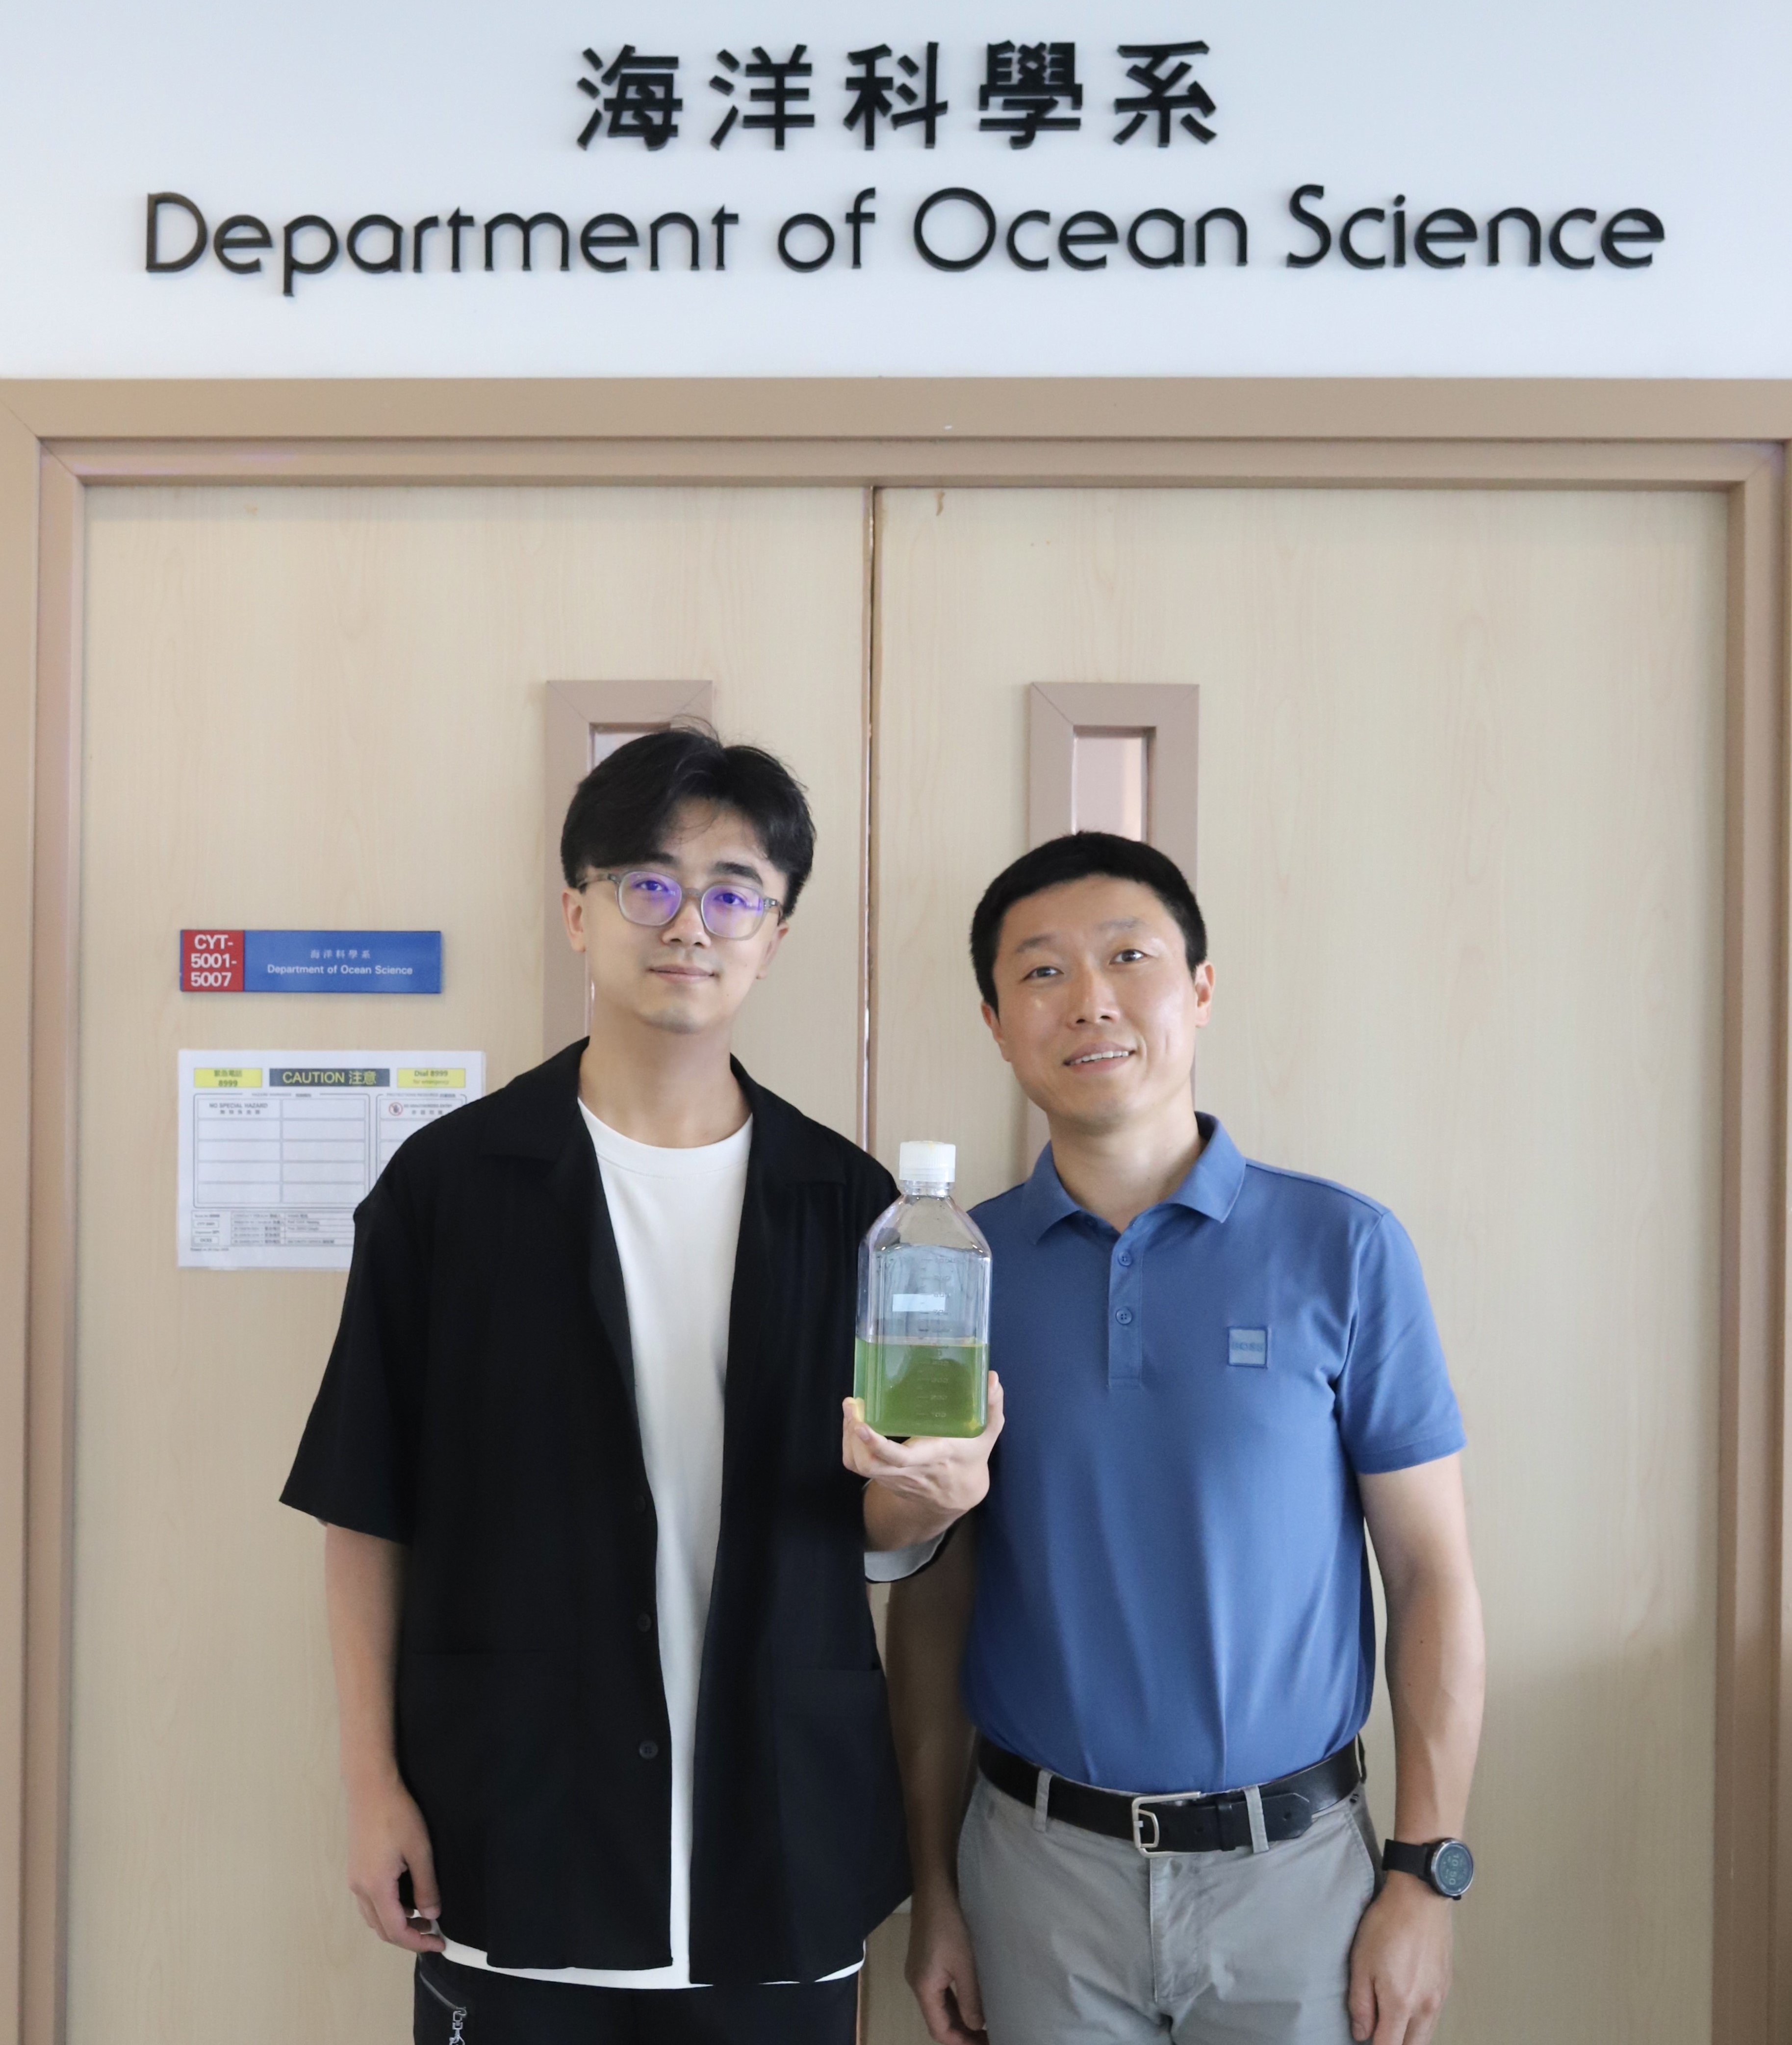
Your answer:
[898,1140,956,1188]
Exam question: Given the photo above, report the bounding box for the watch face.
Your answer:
[1431,1840,1475,1898]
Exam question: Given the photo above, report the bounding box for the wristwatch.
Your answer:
[1382,1837,1475,1898]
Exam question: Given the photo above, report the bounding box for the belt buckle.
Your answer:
[1129,1792,1181,1856]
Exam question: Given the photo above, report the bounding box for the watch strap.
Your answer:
[1381,1838,1433,1883]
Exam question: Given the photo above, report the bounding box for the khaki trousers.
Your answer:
[958,1771,1382,2044]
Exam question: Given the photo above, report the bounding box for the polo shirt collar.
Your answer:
[1019,1113,1247,1241]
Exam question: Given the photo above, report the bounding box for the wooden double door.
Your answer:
[72,482,1724,2043]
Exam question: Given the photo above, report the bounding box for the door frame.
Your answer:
[0,381,1784,2045]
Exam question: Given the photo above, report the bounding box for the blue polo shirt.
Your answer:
[962,1117,1464,1797]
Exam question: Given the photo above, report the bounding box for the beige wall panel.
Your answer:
[873,486,1724,2044]
[72,485,867,2045]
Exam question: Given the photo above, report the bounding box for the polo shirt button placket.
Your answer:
[1109,1237,1144,1387]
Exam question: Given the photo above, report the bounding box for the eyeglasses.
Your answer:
[584,869,783,940]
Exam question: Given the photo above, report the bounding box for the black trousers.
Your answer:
[414,1955,859,2045]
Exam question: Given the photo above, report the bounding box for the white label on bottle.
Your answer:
[893,1294,947,1313]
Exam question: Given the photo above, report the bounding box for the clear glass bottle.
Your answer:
[854,1141,991,1439]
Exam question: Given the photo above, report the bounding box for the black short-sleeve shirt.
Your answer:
[282,1043,908,1983]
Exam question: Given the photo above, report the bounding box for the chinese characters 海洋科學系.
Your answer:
[577,46,683,150]
[709,45,817,148]
[1113,41,1216,146]
[843,43,949,148]
[978,41,1082,147]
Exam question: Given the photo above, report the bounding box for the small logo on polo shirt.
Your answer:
[1228,1327,1269,1369]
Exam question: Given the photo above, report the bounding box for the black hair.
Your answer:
[560,725,816,916]
[969,832,1207,1008]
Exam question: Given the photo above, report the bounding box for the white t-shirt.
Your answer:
[442,1104,874,1988]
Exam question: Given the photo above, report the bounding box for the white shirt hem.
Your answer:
[438,1937,864,1988]
[863,1532,946,1581]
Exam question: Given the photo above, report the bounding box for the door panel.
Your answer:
[871,486,1724,2044]
[72,485,869,2045]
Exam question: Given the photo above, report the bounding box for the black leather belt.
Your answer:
[978,1737,1362,1856]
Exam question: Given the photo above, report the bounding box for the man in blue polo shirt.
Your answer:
[884,833,1486,2045]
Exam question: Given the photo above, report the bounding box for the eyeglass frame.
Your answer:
[579,868,785,940]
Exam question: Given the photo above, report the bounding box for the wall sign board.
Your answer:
[180,930,443,994]
[176,1049,484,1268]
[0,0,1781,378]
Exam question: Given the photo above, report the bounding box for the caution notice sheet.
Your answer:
[177,1050,485,1269]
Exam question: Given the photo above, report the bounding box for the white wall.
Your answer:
[1,0,1787,379]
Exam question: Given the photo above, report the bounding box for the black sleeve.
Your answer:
[279,1166,429,1543]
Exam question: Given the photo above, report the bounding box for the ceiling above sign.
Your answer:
[0,0,1783,378]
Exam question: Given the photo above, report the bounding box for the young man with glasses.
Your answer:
[888,833,1485,2045]
[283,728,999,2045]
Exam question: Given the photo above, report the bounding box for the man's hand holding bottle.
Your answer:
[845,1374,1006,1553]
